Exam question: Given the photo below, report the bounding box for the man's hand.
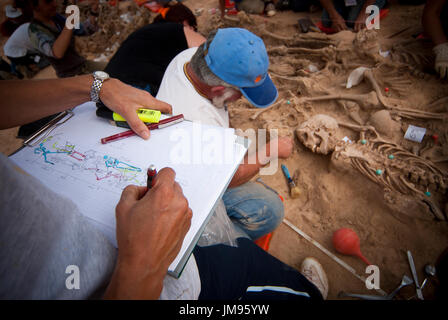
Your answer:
[277,136,294,159]
[330,12,348,32]
[100,79,172,140]
[434,42,448,79]
[104,168,192,299]
[257,136,294,165]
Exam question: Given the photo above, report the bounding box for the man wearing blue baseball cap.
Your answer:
[203,28,278,109]
[156,28,294,242]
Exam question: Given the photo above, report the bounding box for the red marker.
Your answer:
[147,165,157,190]
[100,114,184,144]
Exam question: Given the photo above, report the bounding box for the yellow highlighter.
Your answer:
[112,109,162,123]
[96,107,162,124]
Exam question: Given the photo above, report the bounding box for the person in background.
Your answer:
[4,21,50,78]
[105,16,203,96]
[319,0,386,32]
[422,0,448,79]
[28,0,102,78]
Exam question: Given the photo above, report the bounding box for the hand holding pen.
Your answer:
[147,165,157,191]
[108,167,192,299]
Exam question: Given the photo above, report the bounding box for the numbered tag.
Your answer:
[404,125,426,143]
[344,0,357,6]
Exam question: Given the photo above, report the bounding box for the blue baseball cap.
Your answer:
[204,28,278,108]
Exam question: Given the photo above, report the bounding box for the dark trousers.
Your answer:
[194,237,323,300]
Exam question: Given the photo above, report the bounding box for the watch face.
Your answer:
[94,71,109,80]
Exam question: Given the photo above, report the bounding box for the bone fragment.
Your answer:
[250,98,285,120]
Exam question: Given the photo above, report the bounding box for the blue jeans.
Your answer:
[322,0,387,28]
[222,181,284,240]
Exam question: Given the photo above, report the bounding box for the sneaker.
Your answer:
[300,257,329,299]
[265,3,276,17]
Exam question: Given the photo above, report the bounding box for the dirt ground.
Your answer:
[1,0,447,300]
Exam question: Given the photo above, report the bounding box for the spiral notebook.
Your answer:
[9,102,249,278]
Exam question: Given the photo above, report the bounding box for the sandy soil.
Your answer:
[1,0,447,300]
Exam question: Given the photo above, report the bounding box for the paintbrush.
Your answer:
[281,164,301,199]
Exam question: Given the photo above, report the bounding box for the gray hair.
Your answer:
[190,30,238,89]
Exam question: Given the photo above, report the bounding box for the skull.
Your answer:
[295,114,339,155]
[354,29,380,55]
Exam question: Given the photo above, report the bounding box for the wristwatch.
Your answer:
[90,71,110,103]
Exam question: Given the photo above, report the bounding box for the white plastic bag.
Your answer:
[197,199,248,247]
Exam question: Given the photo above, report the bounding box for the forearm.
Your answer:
[228,144,271,188]
[0,75,92,129]
[52,27,73,59]
[103,260,166,300]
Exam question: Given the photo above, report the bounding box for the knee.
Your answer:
[223,182,285,239]
[259,188,284,227]
[241,183,285,234]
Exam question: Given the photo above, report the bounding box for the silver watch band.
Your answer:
[90,77,104,103]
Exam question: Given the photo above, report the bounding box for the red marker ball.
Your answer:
[384,87,389,92]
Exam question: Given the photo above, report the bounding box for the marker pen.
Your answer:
[147,165,157,190]
[100,114,184,144]
[96,107,161,123]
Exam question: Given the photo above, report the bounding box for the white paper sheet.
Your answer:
[10,102,248,276]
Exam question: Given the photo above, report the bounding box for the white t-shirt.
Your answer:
[3,23,36,58]
[156,47,230,128]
